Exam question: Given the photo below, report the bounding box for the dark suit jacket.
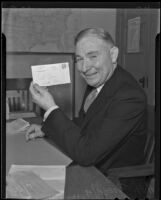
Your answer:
[42,65,147,175]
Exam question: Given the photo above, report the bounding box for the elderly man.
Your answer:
[26,28,148,198]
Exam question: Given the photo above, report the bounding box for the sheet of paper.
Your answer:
[6,170,59,199]
[6,118,30,135]
[31,62,71,86]
[7,164,66,199]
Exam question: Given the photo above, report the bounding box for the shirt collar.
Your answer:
[96,84,104,94]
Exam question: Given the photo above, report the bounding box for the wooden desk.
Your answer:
[65,164,129,199]
[6,117,128,199]
[6,117,71,173]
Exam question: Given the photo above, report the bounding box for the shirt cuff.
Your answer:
[43,105,59,121]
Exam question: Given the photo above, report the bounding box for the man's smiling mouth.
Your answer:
[85,72,97,78]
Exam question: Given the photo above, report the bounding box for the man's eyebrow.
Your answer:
[75,51,99,58]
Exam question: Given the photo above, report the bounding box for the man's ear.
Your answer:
[109,46,119,64]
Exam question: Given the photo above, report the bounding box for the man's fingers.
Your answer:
[25,124,44,142]
[29,82,37,100]
[26,130,40,141]
[26,124,35,135]
[26,132,37,141]
[30,82,48,102]
[30,82,40,96]
[41,86,48,90]
[25,124,38,141]
[33,83,47,93]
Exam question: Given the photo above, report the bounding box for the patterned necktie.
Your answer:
[84,89,98,112]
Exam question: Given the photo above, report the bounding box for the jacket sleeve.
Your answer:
[41,88,147,166]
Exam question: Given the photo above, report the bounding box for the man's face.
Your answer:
[75,36,115,88]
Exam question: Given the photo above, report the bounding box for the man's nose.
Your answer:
[81,59,91,72]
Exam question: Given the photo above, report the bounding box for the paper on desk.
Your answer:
[6,118,30,135]
[7,164,66,199]
[31,62,71,86]
[6,170,59,199]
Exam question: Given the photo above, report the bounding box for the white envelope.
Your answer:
[31,62,71,86]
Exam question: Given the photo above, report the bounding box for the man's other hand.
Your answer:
[25,124,45,141]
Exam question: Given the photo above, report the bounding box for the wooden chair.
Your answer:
[107,107,155,199]
[6,78,41,119]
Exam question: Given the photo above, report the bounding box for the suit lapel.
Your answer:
[81,66,120,129]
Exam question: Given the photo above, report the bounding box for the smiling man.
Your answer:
[26,28,148,198]
[75,31,118,88]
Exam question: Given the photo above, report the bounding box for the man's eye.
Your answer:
[75,58,83,63]
[90,55,97,59]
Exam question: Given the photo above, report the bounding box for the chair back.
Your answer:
[144,130,155,164]
[144,106,155,164]
[6,78,40,118]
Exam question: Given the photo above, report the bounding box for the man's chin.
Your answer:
[82,75,99,87]
[86,80,98,87]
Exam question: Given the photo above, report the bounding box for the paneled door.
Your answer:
[116,9,159,104]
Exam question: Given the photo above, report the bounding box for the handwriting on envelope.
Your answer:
[31,62,71,86]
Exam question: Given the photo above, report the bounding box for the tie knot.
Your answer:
[88,89,97,99]
[84,89,98,112]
